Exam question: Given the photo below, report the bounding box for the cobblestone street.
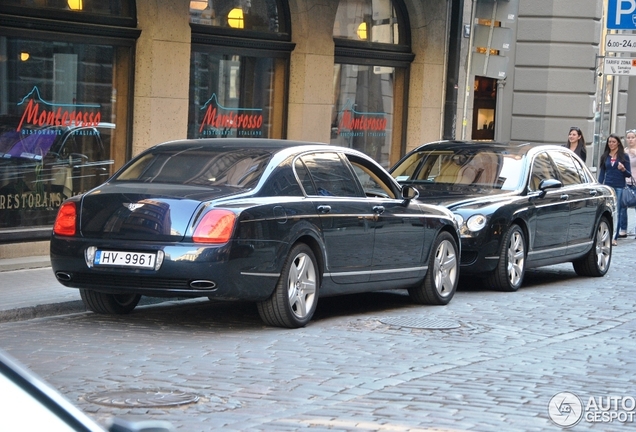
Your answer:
[1,238,635,431]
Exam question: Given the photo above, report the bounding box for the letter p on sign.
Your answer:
[609,0,636,29]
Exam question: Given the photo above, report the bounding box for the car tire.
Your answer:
[572,216,612,277]
[408,231,459,305]
[257,243,319,328]
[80,289,141,314]
[487,224,525,292]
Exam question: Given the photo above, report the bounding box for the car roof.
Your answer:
[153,138,328,151]
[146,138,378,164]
[408,140,564,156]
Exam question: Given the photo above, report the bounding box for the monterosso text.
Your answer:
[199,106,263,133]
[17,99,101,132]
[338,109,387,133]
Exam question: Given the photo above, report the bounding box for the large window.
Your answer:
[189,51,287,139]
[331,0,413,168]
[0,1,136,241]
[190,0,281,33]
[188,0,292,139]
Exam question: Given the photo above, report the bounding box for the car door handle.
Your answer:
[560,194,569,200]
[589,189,598,196]
[373,205,385,214]
[317,205,331,214]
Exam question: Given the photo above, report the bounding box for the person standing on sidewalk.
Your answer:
[625,129,636,238]
[598,134,631,245]
[566,126,587,162]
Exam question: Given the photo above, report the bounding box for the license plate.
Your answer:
[94,250,157,269]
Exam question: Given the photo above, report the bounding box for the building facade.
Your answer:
[459,0,631,172]
[0,0,626,258]
[0,0,453,258]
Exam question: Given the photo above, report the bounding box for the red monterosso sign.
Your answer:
[16,87,102,132]
[337,100,387,137]
[198,94,263,137]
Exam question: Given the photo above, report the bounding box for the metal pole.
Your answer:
[495,78,505,141]
[461,0,478,140]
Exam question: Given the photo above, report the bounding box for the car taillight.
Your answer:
[53,202,77,236]
[192,209,236,243]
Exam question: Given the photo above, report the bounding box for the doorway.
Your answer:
[472,76,497,140]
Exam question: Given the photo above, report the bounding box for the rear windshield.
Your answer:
[114,147,273,189]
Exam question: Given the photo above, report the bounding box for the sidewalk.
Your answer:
[0,255,86,323]
[0,255,195,323]
[2,221,635,324]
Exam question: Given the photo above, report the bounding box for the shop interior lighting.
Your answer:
[357,22,368,40]
[67,0,83,10]
[228,8,244,28]
[190,0,208,11]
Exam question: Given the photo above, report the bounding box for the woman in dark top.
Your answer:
[598,134,631,245]
[566,126,587,162]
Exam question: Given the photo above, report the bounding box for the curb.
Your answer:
[0,256,51,272]
[0,301,87,324]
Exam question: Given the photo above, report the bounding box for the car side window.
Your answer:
[570,153,592,184]
[346,154,397,199]
[529,152,559,191]
[550,151,582,186]
[294,158,316,195]
[299,152,364,197]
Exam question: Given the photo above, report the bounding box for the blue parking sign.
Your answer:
[608,0,636,29]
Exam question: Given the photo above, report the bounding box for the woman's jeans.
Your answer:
[614,187,626,238]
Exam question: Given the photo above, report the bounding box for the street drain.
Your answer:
[380,317,461,330]
[84,389,199,408]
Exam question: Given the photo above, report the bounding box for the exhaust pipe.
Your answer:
[56,272,72,282]
[189,280,217,290]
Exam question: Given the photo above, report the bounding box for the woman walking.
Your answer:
[598,134,631,245]
[625,129,636,238]
[566,126,587,162]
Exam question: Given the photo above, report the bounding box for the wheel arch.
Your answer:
[511,216,530,248]
[291,234,325,281]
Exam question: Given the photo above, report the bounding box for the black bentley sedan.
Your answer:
[390,141,616,292]
[51,139,460,328]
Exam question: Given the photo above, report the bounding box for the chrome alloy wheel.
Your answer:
[287,252,317,319]
[507,230,525,287]
[595,219,612,272]
[432,239,458,298]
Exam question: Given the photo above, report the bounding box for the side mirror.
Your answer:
[537,178,562,198]
[401,185,420,201]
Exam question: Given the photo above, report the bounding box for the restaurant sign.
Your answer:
[336,100,387,138]
[198,94,263,137]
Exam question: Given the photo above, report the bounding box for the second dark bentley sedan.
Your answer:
[51,139,460,328]
[390,141,616,292]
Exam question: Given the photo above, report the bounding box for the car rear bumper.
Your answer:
[50,237,281,301]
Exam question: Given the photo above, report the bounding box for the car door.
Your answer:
[549,150,600,255]
[296,152,374,284]
[527,151,569,259]
[346,154,426,283]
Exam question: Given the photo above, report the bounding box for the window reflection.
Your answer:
[1,0,132,17]
[189,0,281,33]
[333,0,399,44]
[331,64,394,167]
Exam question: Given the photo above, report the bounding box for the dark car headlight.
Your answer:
[454,213,488,237]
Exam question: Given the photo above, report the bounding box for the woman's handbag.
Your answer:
[622,178,636,207]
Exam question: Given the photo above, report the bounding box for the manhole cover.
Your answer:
[380,317,461,330]
[84,389,199,408]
